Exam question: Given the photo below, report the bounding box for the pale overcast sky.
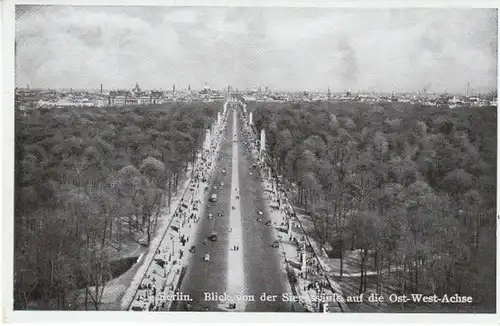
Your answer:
[15,6,497,93]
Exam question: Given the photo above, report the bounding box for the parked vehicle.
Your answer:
[204,254,210,261]
[209,231,218,241]
[210,194,217,202]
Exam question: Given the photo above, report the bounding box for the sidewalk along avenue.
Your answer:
[126,106,229,311]
[240,107,346,313]
[169,104,235,312]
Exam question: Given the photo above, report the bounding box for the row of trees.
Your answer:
[14,102,219,309]
[252,101,496,311]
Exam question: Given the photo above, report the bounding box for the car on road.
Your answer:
[204,254,210,261]
[209,231,218,241]
[258,211,263,215]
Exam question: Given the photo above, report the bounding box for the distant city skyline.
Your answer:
[17,83,494,96]
[15,6,497,93]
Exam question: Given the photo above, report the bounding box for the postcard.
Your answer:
[3,0,498,325]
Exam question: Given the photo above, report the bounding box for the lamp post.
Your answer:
[170,234,175,259]
[301,242,307,279]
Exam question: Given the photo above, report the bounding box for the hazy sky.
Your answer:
[15,6,498,93]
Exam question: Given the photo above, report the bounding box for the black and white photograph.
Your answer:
[3,0,499,323]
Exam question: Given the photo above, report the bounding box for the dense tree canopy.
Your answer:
[14,102,219,310]
[251,101,496,311]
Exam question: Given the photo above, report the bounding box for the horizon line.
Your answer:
[15,86,497,95]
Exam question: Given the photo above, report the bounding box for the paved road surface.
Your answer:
[170,108,232,312]
[171,105,299,312]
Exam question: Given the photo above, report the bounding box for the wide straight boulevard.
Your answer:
[171,102,299,312]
